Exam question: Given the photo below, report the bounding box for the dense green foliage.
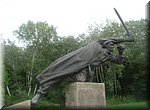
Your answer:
[3,19,148,108]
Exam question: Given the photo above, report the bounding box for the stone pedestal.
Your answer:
[3,100,31,110]
[65,82,106,109]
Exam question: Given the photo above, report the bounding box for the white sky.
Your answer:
[0,0,149,41]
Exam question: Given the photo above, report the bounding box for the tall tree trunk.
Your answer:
[27,86,31,96]
[33,84,38,95]
[27,52,36,95]
[6,85,11,96]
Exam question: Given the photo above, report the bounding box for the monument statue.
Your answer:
[31,37,134,104]
[31,8,134,105]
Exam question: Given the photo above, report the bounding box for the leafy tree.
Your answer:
[4,40,26,96]
[13,21,60,95]
[119,19,147,99]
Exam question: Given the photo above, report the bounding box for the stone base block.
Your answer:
[3,100,31,110]
[65,82,106,109]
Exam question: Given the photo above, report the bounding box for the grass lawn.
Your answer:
[31,100,65,110]
[31,101,149,110]
[108,101,149,110]
[5,95,149,110]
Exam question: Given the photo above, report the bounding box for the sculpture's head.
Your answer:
[97,38,116,52]
[102,40,115,52]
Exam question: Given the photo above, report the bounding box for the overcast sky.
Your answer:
[0,0,149,41]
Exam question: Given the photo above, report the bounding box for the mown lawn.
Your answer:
[31,100,65,110]
[107,101,149,110]
[31,101,149,110]
[4,95,149,110]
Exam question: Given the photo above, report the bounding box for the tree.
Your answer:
[13,21,59,95]
[119,19,147,99]
[4,40,26,96]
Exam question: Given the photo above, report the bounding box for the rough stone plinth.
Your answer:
[3,100,31,110]
[65,82,106,109]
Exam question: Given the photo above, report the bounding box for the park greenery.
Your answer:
[3,19,148,109]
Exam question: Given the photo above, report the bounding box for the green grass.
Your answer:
[4,95,149,110]
[31,100,149,110]
[4,95,33,107]
[108,101,149,110]
[31,99,65,110]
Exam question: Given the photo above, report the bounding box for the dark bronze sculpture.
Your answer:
[31,8,134,104]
